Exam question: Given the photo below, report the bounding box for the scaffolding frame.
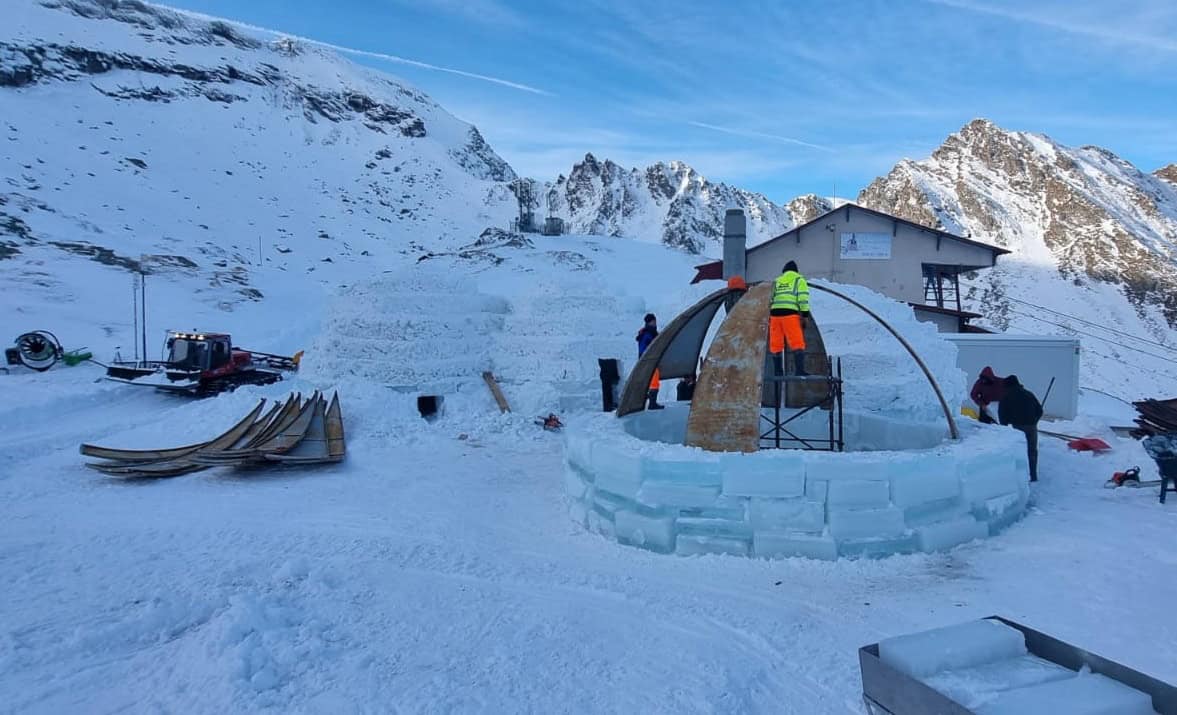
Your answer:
[759,357,844,451]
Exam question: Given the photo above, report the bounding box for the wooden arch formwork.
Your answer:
[616,282,836,431]
[616,287,739,418]
[616,279,958,454]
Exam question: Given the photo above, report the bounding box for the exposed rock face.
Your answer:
[860,119,1177,322]
[1157,164,1177,188]
[543,155,827,254]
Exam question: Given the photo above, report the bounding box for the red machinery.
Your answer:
[106,330,301,396]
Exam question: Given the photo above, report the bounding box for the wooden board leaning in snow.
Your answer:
[482,371,511,413]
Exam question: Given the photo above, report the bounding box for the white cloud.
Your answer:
[687,122,832,152]
[925,0,1177,53]
[385,0,527,28]
[154,2,554,95]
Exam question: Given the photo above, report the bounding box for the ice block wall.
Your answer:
[563,409,1030,559]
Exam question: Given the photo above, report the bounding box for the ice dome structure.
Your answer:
[562,281,1029,559]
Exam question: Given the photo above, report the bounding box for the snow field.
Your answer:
[2,234,1175,712]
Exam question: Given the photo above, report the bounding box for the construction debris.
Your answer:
[1130,397,1177,437]
[535,413,564,431]
[80,392,345,478]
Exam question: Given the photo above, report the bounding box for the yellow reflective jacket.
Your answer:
[771,271,810,315]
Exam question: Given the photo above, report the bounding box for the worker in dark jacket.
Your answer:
[676,374,696,402]
[636,313,664,410]
[770,260,810,376]
[969,366,1006,424]
[998,375,1044,481]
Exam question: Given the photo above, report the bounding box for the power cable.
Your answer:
[1007,308,1177,365]
[1002,295,1177,356]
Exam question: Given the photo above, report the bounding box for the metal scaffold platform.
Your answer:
[759,357,844,451]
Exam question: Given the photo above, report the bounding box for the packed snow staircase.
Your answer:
[491,288,646,414]
[310,268,507,392]
[308,265,651,416]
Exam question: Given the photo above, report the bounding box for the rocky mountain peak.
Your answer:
[1158,164,1177,187]
[858,117,1177,397]
[785,194,833,225]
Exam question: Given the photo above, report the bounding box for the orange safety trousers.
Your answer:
[649,368,661,390]
[769,315,806,354]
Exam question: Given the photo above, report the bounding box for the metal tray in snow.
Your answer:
[858,616,1177,715]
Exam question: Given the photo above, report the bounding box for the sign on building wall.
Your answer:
[840,232,891,259]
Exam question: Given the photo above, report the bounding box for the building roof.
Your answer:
[908,303,982,319]
[691,203,1009,284]
[748,203,1012,259]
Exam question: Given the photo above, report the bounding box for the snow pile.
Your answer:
[810,281,967,422]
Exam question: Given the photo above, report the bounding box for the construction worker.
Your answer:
[636,313,664,410]
[998,374,1044,482]
[770,260,810,376]
[969,366,1006,424]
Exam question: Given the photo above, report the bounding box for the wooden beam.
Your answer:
[482,371,511,413]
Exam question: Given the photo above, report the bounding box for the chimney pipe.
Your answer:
[723,208,747,280]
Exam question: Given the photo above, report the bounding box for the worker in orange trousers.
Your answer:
[770,260,810,376]
[636,313,664,410]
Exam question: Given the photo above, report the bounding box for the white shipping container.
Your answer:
[943,334,1080,420]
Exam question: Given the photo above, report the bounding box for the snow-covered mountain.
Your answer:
[859,119,1177,397]
[1,0,518,330]
[533,154,828,253]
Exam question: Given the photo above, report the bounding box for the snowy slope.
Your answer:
[859,119,1177,399]
[0,0,519,355]
[536,154,830,253]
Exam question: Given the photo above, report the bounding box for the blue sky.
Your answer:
[164,0,1177,203]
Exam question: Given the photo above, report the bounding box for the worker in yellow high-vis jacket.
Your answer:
[770,260,810,376]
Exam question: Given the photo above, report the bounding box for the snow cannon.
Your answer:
[4,331,92,372]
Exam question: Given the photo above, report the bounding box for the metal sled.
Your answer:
[859,616,1177,715]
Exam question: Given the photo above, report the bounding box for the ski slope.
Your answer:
[2,234,1176,713]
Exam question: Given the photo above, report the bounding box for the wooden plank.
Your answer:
[482,371,511,413]
[80,398,266,462]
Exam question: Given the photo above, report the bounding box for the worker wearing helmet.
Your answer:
[770,260,810,376]
[636,313,664,410]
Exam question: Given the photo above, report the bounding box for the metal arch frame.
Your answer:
[810,282,960,440]
[616,286,744,418]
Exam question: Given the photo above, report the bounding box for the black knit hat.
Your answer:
[643,313,656,323]
[783,260,798,272]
